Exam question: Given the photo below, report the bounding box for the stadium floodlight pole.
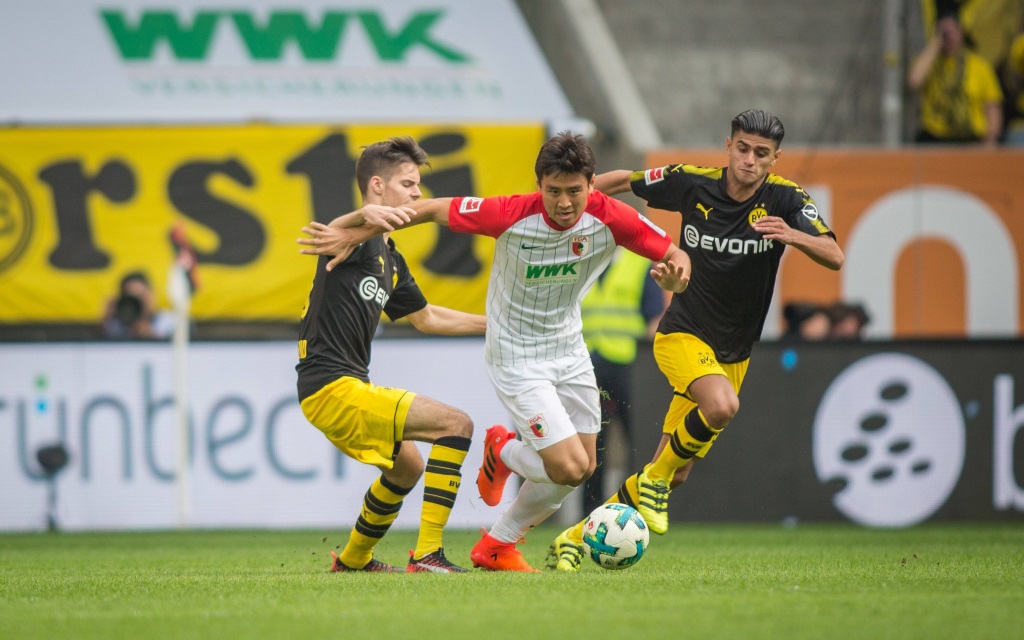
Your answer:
[559,0,662,152]
[168,224,199,530]
[881,0,904,147]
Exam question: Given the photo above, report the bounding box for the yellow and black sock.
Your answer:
[566,472,641,543]
[413,435,470,560]
[647,408,721,483]
[614,472,641,509]
[338,474,410,569]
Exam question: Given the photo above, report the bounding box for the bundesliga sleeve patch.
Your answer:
[644,167,665,185]
[459,197,483,214]
[639,213,667,237]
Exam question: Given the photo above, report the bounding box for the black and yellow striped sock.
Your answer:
[614,472,641,509]
[566,472,641,543]
[413,435,470,560]
[338,475,410,569]
[647,408,721,483]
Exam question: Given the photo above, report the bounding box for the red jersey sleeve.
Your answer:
[448,194,539,237]
[590,191,672,261]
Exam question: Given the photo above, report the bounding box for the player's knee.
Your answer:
[702,397,739,430]
[546,458,590,487]
[442,408,474,439]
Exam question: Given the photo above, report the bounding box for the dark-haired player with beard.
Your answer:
[297,136,485,574]
[546,109,845,571]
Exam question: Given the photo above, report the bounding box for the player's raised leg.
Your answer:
[477,424,516,506]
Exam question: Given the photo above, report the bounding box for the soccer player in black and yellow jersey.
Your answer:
[297,136,486,573]
[547,109,845,571]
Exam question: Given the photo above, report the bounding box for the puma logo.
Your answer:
[696,203,714,219]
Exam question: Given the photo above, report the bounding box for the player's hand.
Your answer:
[753,216,798,244]
[651,260,690,294]
[357,205,417,231]
[297,222,357,271]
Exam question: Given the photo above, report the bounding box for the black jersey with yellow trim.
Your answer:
[631,164,835,363]
[296,236,427,401]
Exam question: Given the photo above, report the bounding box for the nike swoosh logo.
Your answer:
[521,243,541,250]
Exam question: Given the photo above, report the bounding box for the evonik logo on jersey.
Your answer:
[523,262,579,286]
[682,224,774,255]
[99,8,471,64]
[358,276,389,307]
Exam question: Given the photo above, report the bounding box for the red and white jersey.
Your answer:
[448,190,671,366]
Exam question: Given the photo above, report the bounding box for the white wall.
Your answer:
[0,339,512,531]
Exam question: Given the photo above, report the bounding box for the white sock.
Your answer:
[489,480,576,543]
[500,439,552,483]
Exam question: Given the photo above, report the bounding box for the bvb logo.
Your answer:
[748,207,767,227]
[698,351,717,367]
[0,164,33,274]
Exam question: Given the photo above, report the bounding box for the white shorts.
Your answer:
[486,352,600,451]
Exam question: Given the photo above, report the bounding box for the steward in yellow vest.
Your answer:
[581,248,667,513]
[582,250,651,364]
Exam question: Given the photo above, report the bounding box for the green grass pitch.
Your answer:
[2,524,1022,639]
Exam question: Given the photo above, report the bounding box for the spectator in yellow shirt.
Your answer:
[909,10,1004,145]
[1005,30,1024,145]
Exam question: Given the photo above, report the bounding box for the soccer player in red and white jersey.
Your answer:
[300,132,691,571]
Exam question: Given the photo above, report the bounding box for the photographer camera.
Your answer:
[101,271,175,340]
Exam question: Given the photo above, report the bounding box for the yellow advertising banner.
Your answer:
[0,124,545,322]
[644,147,1024,338]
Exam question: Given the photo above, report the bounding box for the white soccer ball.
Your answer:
[582,503,650,570]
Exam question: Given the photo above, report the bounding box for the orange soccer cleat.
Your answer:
[477,425,516,506]
[470,530,539,573]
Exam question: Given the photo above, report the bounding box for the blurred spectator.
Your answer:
[909,8,1004,146]
[782,301,871,341]
[782,303,832,341]
[920,0,1024,144]
[921,0,1023,72]
[101,271,175,340]
[1005,30,1024,144]
[826,302,871,340]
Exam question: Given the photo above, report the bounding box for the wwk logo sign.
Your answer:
[100,9,471,63]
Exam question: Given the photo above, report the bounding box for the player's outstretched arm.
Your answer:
[334,204,417,231]
[594,170,633,195]
[405,304,486,336]
[298,198,455,271]
[753,216,844,270]
[651,245,691,294]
